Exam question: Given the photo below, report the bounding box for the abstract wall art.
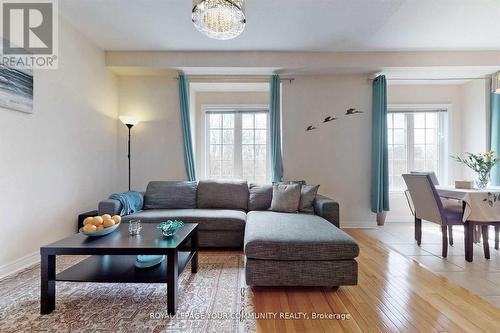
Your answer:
[0,64,33,114]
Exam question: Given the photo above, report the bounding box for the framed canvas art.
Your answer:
[0,64,33,113]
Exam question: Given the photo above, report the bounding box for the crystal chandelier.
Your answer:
[192,0,246,40]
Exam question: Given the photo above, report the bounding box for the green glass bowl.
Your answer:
[157,220,184,237]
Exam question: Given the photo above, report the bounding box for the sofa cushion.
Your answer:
[244,211,359,261]
[144,181,197,209]
[248,183,273,211]
[122,209,246,231]
[270,183,301,213]
[299,184,320,213]
[197,180,249,210]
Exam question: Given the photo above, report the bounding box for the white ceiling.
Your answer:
[60,0,500,52]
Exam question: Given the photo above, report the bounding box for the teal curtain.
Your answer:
[270,75,284,182]
[178,73,196,181]
[491,91,500,185]
[371,75,390,213]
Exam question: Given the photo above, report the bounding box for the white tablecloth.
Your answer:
[436,186,500,222]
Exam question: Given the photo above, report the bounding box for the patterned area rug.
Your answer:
[0,254,255,332]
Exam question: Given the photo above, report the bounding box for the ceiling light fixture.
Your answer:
[192,0,246,40]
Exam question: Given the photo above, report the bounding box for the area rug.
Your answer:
[0,254,255,333]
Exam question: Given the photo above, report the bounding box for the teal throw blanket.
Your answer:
[109,191,143,216]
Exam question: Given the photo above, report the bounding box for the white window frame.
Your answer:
[201,104,270,182]
[387,104,449,193]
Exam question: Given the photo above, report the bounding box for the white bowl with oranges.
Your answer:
[80,214,122,237]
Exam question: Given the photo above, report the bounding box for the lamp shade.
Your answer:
[119,116,139,126]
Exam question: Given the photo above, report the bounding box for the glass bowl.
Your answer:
[157,220,184,237]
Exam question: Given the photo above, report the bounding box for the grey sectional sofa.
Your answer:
[98,180,359,287]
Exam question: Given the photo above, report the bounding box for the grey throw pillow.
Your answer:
[270,184,301,213]
[248,183,273,211]
[144,181,197,209]
[299,184,320,213]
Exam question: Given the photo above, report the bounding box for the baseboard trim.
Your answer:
[0,251,39,279]
[385,216,414,223]
[341,221,378,228]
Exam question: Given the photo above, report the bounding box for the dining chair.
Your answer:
[402,174,465,257]
[410,171,439,185]
[405,171,460,245]
[410,171,499,250]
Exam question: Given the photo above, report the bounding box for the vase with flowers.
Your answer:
[452,151,500,189]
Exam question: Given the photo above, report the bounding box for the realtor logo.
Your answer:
[0,0,58,69]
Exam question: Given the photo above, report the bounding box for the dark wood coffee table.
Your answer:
[40,223,198,315]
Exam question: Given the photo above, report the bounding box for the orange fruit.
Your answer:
[83,217,93,226]
[103,219,115,228]
[83,224,97,233]
[91,216,103,226]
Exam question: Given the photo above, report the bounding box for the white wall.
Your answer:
[115,75,375,225]
[386,83,464,221]
[282,75,374,225]
[0,18,119,273]
[106,50,500,72]
[117,73,187,191]
[111,74,492,226]
[111,73,492,226]
[460,79,490,179]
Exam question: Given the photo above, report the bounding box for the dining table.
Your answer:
[435,185,500,261]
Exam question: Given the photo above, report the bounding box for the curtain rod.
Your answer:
[369,77,490,81]
[174,76,294,83]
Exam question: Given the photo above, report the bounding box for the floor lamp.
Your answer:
[119,116,139,191]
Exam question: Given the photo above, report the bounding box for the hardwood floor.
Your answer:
[369,221,500,307]
[242,229,500,333]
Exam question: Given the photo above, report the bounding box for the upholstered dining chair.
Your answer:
[410,171,439,185]
[405,171,461,245]
[408,172,500,250]
[402,174,465,257]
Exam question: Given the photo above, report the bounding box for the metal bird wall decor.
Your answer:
[305,108,363,132]
[345,108,363,115]
[323,116,337,123]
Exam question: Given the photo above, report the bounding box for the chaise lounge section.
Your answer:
[244,211,359,286]
[98,180,359,287]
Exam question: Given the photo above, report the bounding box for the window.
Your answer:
[387,108,447,191]
[205,107,269,183]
